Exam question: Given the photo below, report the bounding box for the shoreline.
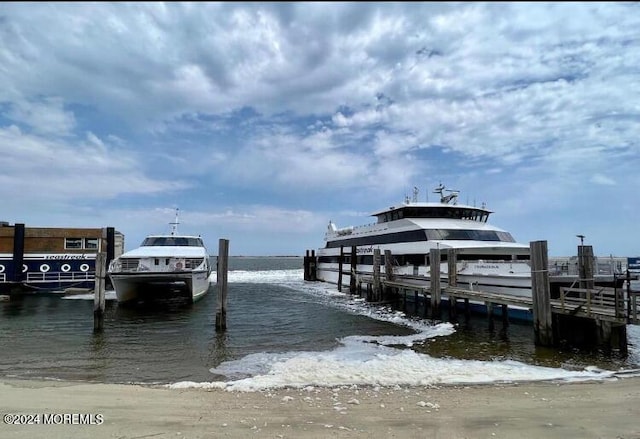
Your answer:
[2,377,639,438]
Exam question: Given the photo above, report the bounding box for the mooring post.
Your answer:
[578,245,595,290]
[531,240,554,346]
[502,304,509,327]
[384,249,394,300]
[93,252,106,332]
[486,302,494,331]
[430,248,441,319]
[447,248,457,288]
[447,249,457,321]
[372,248,381,301]
[216,238,229,332]
[350,246,357,293]
[338,246,344,292]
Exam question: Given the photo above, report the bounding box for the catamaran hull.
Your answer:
[110,270,210,304]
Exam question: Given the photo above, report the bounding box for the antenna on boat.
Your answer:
[412,186,419,203]
[433,183,459,204]
[170,208,180,236]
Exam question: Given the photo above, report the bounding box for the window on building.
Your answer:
[65,238,83,249]
[84,238,99,249]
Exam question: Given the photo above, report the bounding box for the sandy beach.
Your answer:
[1,377,639,439]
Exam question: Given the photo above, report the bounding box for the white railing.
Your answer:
[25,271,94,283]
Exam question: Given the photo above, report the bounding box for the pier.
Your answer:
[306,241,638,353]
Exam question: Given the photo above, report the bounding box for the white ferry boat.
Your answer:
[108,210,211,304]
[316,184,532,297]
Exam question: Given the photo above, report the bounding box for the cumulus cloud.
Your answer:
[0,2,638,254]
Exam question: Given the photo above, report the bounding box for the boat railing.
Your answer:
[548,257,627,276]
[25,272,94,283]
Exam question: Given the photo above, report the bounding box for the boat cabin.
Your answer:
[372,203,493,224]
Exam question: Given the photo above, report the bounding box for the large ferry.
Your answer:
[315,184,533,297]
[108,210,211,304]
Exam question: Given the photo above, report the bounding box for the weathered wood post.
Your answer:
[93,252,106,332]
[430,248,441,319]
[531,240,554,346]
[447,249,457,288]
[578,245,595,290]
[486,302,494,331]
[338,246,344,292]
[216,238,229,331]
[350,246,357,293]
[372,248,381,302]
[384,249,394,300]
[447,249,457,320]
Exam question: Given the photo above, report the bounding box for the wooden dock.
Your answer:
[323,241,638,353]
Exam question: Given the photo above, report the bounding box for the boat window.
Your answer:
[376,206,491,223]
[84,238,99,249]
[64,238,83,249]
[141,237,204,247]
[326,230,429,248]
[424,229,516,242]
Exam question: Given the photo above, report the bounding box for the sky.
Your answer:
[0,2,638,257]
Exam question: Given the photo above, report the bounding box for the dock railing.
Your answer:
[557,286,625,320]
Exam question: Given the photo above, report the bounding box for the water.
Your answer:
[1,257,639,390]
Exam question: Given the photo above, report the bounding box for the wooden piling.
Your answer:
[93,252,106,332]
[447,249,457,287]
[464,298,470,322]
[338,246,344,292]
[384,250,394,300]
[372,249,381,301]
[531,240,553,346]
[429,248,441,319]
[216,239,229,331]
[486,301,494,331]
[502,304,509,327]
[578,245,595,290]
[447,249,458,321]
[350,246,357,293]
